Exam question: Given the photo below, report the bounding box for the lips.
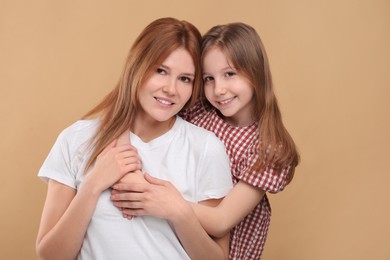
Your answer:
[155,97,174,105]
[217,97,235,105]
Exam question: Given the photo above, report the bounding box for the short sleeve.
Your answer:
[236,142,291,193]
[196,133,233,201]
[38,124,80,189]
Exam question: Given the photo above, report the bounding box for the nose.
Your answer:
[214,79,227,96]
[162,79,176,96]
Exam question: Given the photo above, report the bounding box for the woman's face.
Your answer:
[137,48,195,124]
[202,47,255,127]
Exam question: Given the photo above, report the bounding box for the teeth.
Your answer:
[219,98,234,105]
[156,98,173,105]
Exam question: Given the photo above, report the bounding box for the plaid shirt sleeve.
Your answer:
[236,141,291,193]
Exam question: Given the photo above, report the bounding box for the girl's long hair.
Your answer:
[201,23,299,183]
[83,17,202,172]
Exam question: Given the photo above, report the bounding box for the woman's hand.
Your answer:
[84,131,142,193]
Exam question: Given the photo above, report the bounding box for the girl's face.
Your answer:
[202,47,255,127]
[137,48,195,125]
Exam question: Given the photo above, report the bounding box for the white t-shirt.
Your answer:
[38,116,233,260]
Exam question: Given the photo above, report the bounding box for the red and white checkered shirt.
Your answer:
[181,101,290,259]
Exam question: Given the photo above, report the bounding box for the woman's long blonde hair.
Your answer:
[83,17,202,172]
[201,23,299,183]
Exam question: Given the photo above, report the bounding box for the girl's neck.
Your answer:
[224,116,256,127]
[216,110,256,127]
[131,116,176,143]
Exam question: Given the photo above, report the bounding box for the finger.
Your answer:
[119,155,141,167]
[111,189,120,195]
[115,144,140,157]
[110,188,146,202]
[112,182,147,192]
[112,200,143,209]
[117,130,130,146]
[123,164,142,173]
[144,172,166,186]
[119,151,142,165]
[111,192,143,202]
[123,213,133,220]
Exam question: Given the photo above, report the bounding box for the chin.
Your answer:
[154,114,177,122]
[219,109,235,118]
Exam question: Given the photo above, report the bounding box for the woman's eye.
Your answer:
[157,68,166,75]
[179,76,192,83]
[203,76,214,82]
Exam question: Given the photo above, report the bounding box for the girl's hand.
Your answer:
[111,173,189,221]
[117,171,147,184]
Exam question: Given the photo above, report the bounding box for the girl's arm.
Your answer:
[168,196,230,260]
[191,180,265,238]
[111,174,229,260]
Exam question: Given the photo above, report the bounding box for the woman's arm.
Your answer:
[191,180,265,238]
[36,138,141,259]
[36,179,101,260]
[111,173,229,260]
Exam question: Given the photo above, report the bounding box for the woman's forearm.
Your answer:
[36,179,101,260]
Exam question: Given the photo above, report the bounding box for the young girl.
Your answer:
[36,17,233,260]
[112,22,300,259]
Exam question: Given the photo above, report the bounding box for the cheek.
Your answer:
[204,85,214,99]
[182,87,193,102]
[248,88,256,101]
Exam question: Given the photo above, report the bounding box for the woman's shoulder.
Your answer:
[69,119,99,131]
[58,119,100,146]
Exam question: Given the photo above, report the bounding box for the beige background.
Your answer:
[1,0,389,259]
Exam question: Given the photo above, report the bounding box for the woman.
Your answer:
[36,17,232,260]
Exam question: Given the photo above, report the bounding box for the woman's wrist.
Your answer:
[81,172,106,197]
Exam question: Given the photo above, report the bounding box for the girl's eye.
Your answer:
[203,76,214,82]
[157,68,167,75]
[179,76,192,83]
[225,71,236,77]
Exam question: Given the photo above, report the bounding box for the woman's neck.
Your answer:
[131,116,176,143]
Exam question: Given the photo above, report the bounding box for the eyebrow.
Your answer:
[203,66,235,75]
[182,73,195,78]
[160,64,195,77]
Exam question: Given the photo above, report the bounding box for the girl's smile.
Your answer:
[216,96,236,105]
[203,47,255,127]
